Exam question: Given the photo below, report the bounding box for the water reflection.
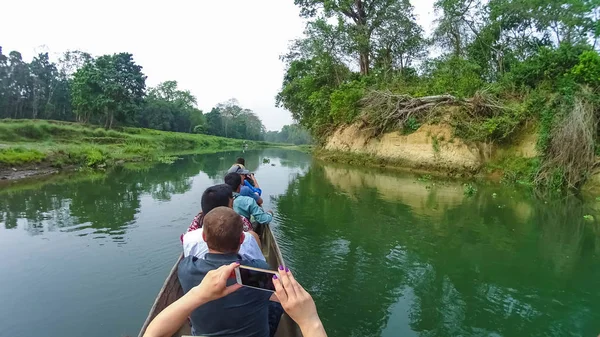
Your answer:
[1,150,598,337]
[0,149,297,240]
[274,162,600,337]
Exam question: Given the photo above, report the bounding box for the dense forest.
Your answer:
[0,47,310,143]
[277,0,600,189]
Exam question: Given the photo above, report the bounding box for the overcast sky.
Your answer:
[2,0,435,131]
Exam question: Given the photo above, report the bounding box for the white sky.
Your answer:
[1,0,435,131]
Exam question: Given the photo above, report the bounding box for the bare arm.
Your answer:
[143,263,241,337]
[250,174,260,189]
[248,230,262,248]
[273,268,327,337]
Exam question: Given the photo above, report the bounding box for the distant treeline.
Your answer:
[264,124,312,145]
[0,47,309,142]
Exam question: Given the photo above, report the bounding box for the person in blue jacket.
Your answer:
[227,158,263,205]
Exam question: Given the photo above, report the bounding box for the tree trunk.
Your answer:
[360,52,369,75]
[109,113,114,129]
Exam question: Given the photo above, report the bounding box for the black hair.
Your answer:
[236,157,245,166]
[201,184,233,214]
[224,172,242,191]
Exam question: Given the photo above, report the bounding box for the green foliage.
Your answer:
[264,124,313,145]
[71,53,146,128]
[424,57,485,97]
[0,147,46,165]
[404,117,420,134]
[277,56,350,136]
[463,183,478,196]
[201,99,266,141]
[330,81,366,124]
[453,104,527,143]
[571,50,600,88]
[490,156,540,186]
[0,120,269,168]
[0,47,268,141]
[508,44,592,90]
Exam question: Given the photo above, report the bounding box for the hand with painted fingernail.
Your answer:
[273,268,327,337]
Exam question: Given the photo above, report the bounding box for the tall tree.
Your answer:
[372,0,426,73]
[294,0,405,75]
[71,53,146,128]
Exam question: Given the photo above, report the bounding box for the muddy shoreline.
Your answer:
[0,164,61,182]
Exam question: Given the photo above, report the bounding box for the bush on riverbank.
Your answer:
[0,120,268,169]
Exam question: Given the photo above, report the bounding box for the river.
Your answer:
[1,149,599,337]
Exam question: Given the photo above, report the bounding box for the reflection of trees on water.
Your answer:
[0,157,203,240]
[274,163,600,337]
[0,149,312,242]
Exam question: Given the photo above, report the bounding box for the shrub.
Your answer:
[571,50,600,89]
[0,147,46,165]
[404,117,421,134]
[16,123,47,140]
[508,44,591,89]
[423,57,485,97]
[330,81,366,124]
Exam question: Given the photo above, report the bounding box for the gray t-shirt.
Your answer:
[178,253,272,337]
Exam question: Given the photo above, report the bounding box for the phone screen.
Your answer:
[237,266,278,292]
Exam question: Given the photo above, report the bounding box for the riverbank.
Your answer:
[315,120,600,192]
[0,119,277,181]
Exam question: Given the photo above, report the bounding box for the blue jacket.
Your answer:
[244,180,262,196]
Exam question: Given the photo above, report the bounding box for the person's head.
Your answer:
[236,157,245,166]
[202,207,244,254]
[201,184,233,213]
[224,172,243,193]
[226,164,250,177]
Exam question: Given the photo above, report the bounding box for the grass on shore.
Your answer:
[0,119,279,169]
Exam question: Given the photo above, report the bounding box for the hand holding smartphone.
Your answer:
[234,265,279,292]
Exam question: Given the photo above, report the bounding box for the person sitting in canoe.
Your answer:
[227,165,264,206]
[229,157,263,194]
[177,207,284,337]
[224,172,273,228]
[143,262,328,337]
[181,184,264,261]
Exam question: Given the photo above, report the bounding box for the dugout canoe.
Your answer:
[137,226,302,337]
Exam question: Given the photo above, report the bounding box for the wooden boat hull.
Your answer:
[138,227,302,337]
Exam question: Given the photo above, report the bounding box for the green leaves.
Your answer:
[71,53,146,128]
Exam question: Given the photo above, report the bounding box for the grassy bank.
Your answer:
[0,119,276,170]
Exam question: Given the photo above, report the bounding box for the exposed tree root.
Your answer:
[360,90,507,135]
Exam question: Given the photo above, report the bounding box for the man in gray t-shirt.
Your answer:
[177,207,279,337]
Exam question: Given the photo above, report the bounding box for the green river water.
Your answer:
[0,149,599,337]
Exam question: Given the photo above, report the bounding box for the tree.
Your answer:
[29,53,59,119]
[294,0,405,75]
[139,81,203,133]
[6,51,32,119]
[432,0,482,58]
[205,108,223,137]
[372,0,427,73]
[265,124,313,144]
[71,53,146,128]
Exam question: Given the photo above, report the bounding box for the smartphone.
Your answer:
[234,265,279,292]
